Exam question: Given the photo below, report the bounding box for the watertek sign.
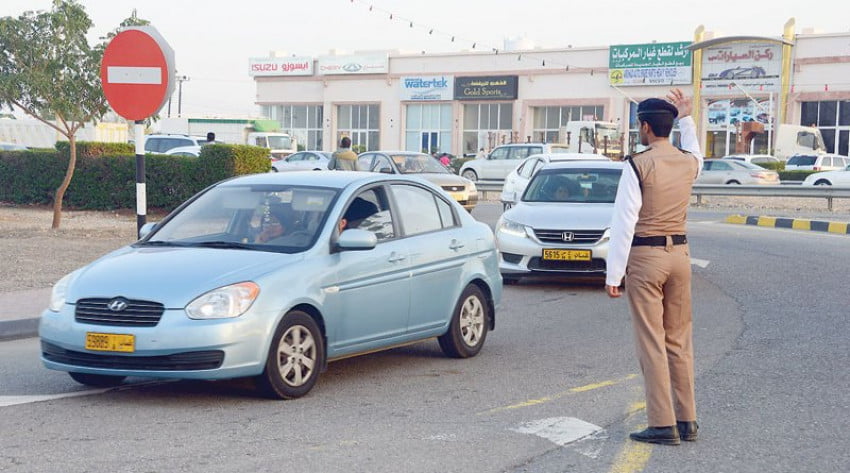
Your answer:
[318,53,388,75]
[249,57,313,77]
[400,76,454,101]
[608,42,692,86]
[700,42,782,95]
[454,76,518,100]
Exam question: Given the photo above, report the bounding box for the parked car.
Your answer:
[785,153,850,171]
[458,143,573,182]
[271,151,332,172]
[721,154,781,167]
[801,164,850,186]
[495,161,623,283]
[357,151,478,211]
[144,134,208,154]
[39,171,501,399]
[164,145,202,157]
[0,142,28,151]
[696,159,779,185]
[500,153,609,209]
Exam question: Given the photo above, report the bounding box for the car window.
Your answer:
[287,153,304,162]
[821,157,832,167]
[357,153,375,170]
[713,161,733,171]
[516,160,531,178]
[490,147,510,160]
[305,153,319,161]
[391,184,444,236]
[530,159,546,176]
[371,155,394,173]
[788,155,816,166]
[518,158,537,178]
[435,197,457,228]
[510,147,532,160]
[344,188,394,241]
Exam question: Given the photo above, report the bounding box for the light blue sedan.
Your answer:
[40,171,502,399]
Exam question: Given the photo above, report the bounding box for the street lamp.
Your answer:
[175,74,190,117]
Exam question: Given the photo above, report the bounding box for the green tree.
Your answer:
[0,1,114,228]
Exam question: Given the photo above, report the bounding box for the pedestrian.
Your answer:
[439,153,451,167]
[605,88,703,446]
[475,147,486,160]
[327,136,359,171]
[206,132,216,144]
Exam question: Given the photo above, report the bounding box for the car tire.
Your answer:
[438,284,489,358]
[461,169,478,182]
[68,372,126,387]
[256,311,325,400]
[814,179,832,186]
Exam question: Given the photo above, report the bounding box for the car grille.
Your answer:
[75,298,165,327]
[528,257,607,273]
[533,229,605,244]
[441,185,466,192]
[41,342,224,371]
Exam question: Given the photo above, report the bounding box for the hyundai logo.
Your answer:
[561,232,574,242]
[107,298,128,312]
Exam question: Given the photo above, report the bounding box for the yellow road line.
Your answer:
[609,401,652,473]
[479,374,638,415]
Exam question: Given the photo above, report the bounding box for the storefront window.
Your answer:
[532,105,604,143]
[801,101,850,155]
[404,103,453,154]
[263,104,323,150]
[338,104,380,152]
[462,103,513,156]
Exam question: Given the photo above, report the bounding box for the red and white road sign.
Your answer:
[100,26,175,121]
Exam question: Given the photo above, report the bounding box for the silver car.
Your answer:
[697,159,779,185]
[271,151,332,172]
[40,171,501,399]
[496,161,623,283]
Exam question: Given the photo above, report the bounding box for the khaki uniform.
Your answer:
[329,149,359,171]
[626,140,698,427]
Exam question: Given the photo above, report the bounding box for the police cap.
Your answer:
[636,98,678,120]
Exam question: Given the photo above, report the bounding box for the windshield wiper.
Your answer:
[137,240,184,247]
[191,241,254,250]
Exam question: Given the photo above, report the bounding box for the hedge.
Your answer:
[0,141,271,211]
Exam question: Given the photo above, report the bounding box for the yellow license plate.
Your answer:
[542,249,591,261]
[449,192,465,201]
[85,332,135,353]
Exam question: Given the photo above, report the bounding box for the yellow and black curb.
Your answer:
[725,215,850,234]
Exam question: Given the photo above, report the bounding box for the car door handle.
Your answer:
[388,253,406,263]
[449,240,465,251]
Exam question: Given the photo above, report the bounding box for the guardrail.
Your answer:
[475,181,850,211]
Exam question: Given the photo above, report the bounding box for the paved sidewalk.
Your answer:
[0,288,50,340]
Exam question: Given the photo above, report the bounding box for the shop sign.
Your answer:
[249,57,313,77]
[700,42,782,95]
[707,99,773,131]
[400,76,454,101]
[318,53,388,75]
[454,76,518,100]
[608,42,692,86]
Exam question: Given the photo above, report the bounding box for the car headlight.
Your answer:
[497,218,528,238]
[48,271,78,312]
[186,282,260,320]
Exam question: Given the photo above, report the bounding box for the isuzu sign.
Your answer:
[101,26,175,120]
[249,57,314,76]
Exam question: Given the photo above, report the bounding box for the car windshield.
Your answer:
[267,136,292,149]
[391,154,450,174]
[140,184,338,253]
[788,155,817,166]
[523,168,622,203]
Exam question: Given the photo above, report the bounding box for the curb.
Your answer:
[725,215,850,234]
[0,318,39,341]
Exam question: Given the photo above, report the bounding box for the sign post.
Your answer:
[100,26,175,233]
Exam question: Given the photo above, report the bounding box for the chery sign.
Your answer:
[100,26,175,121]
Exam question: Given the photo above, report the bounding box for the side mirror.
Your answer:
[336,229,377,251]
[138,222,157,239]
[378,167,393,174]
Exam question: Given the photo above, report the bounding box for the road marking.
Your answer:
[480,374,638,415]
[609,401,652,473]
[0,389,112,407]
[511,417,603,447]
[690,257,710,268]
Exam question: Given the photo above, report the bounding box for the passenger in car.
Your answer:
[255,204,295,243]
[338,197,379,233]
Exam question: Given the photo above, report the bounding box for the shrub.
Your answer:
[779,170,819,181]
[55,141,135,158]
[757,161,784,172]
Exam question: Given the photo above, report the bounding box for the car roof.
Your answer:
[540,160,624,171]
[529,152,609,161]
[362,150,428,156]
[218,169,428,189]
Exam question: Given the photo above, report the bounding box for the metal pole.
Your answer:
[177,80,183,117]
[134,120,147,235]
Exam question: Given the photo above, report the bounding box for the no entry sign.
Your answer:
[101,26,175,121]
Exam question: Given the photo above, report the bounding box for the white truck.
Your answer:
[0,117,128,148]
[773,124,826,161]
[157,117,297,159]
[557,121,623,158]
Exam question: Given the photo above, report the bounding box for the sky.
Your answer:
[3,0,847,118]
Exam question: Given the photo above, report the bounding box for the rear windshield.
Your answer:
[787,155,816,166]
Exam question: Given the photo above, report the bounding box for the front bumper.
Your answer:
[496,231,609,277]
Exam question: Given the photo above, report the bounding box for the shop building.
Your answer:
[252,20,850,158]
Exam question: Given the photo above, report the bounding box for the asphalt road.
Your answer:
[1,203,848,473]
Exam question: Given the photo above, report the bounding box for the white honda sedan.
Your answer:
[500,153,608,209]
[495,161,623,283]
[801,164,850,186]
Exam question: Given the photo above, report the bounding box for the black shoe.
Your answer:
[676,421,698,441]
[629,426,680,445]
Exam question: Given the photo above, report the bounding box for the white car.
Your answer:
[696,159,779,185]
[495,161,623,283]
[144,134,208,154]
[271,151,332,172]
[0,142,28,151]
[458,143,573,182]
[500,153,609,209]
[721,154,780,167]
[801,164,850,186]
[785,153,850,171]
[164,145,201,157]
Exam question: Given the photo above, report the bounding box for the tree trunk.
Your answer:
[52,135,77,229]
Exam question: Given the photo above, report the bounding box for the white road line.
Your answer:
[511,417,603,446]
[0,389,112,407]
[691,258,711,268]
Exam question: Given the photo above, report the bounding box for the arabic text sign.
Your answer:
[249,57,313,77]
[318,53,389,75]
[400,76,454,101]
[701,42,782,95]
[454,76,518,100]
[608,42,692,86]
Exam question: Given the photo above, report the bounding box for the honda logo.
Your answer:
[561,232,574,242]
[107,298,128,312]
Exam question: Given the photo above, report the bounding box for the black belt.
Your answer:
[631,235,687,247]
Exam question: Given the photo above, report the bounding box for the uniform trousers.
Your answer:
[625,240,696,427]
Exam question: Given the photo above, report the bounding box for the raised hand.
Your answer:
[666,88,692,118]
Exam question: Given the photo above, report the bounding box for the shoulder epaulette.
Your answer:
[624,155,643,190]
[676,147,694,155]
